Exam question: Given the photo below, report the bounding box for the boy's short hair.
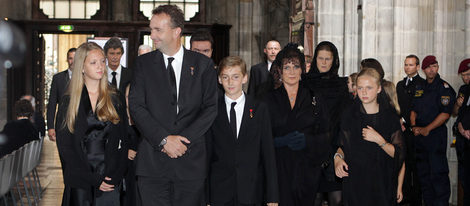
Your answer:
[218,56,247,76]
[15,99,33,118]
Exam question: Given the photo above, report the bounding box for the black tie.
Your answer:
[111,71,117,87]
[230,102,237,138]
[167,57,177,106]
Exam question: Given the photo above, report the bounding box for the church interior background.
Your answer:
[0,0,469,205]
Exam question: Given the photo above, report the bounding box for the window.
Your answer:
[40,0,100,19]
[140,0,199,21]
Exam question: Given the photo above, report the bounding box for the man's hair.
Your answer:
[265,39,280,48]
[103,37,124,55]
[218,56,247,76]
[152,5,185,33]
[67,48,76,56]
[190,29,214,49]
[405,54,420,65]
[15,99,34,118]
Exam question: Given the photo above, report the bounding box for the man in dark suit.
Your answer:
[207,56,278,206]
[247,40,280,96]
[129,5,218,206]
[47,48,75,141]
[396,54,425,206]
[104,37,133,95]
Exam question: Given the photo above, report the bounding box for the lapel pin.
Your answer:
[249,109,253,118]
[190,66,195,76]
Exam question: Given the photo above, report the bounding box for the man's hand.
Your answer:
[420,127,430,136]
[412,127,421,136]
[457,96,464,107]
[48,129,56,141]
[128,149,137,160]
[162,135,190,158]
[267,203,278,206]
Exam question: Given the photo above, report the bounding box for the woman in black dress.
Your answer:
[302,41,350,206]
[264,43,317,205]
[334,68,405,206]
[55,42,128,206]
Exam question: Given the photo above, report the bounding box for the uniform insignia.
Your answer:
[312,96,316,106]
[249,109,253,118]
[459,92,465,98]
[190,67,195,76]
[414,90,424,97]
[443,82,449,88]
[441,96,450,106]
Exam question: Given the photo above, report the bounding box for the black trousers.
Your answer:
[402,130,422,206]
[137,176,205,206]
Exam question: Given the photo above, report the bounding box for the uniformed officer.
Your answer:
[396,54,425,206]
[455,58,470,205]
[410,55,456,206]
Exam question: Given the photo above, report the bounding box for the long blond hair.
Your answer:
[382,80,401,115]
[65,42,120,133]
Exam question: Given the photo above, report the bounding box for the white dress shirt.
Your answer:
[107,65,122,89]
[163,46,185,111]
[67,68,72,79]
[225,93,246,138]
[405,73,418,86]
[268,60,273,71]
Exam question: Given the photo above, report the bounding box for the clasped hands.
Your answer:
[412,126,430,136]
[162,135,191,158]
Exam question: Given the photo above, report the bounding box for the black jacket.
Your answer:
[207,95,278,204]
[55,86,128,189]
[129,48,218,180]
[47,70,70,130]
[0,119,39,157]
[248,62,270,96]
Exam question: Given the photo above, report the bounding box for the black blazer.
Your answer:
[248,62,269,96]
[118,66,133,95]
[129,48,218,180]
[207,95,279,204]
[47,70,70,130]
[55,86,128,189]
[0,119,39,158]
[396,74,425,127]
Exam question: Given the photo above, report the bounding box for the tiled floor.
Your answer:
[37,139,63,206]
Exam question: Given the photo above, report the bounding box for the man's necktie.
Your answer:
[167,57,177,106]
[230,102,237,138]
[111,71,117,87]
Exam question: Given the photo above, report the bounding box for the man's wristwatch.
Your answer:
[159,137,167,147]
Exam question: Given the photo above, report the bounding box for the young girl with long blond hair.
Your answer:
[55,42,128,206]
[333,68,405,206]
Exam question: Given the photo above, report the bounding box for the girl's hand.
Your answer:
[99,177,114,192]
[396,188,403,203]
[334,157,349,178]
[363,125,384,144]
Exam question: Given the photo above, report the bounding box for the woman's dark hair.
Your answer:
[310,41,340,77]
[360,58,384,80]
[15,99,33,118]
[270,43,305,89]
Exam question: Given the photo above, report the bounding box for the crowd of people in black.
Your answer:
[2,4,470,206]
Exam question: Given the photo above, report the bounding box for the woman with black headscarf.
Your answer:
[302,41,350,206]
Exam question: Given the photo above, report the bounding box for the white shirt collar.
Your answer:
[267,60,273,71]
[225,93,245,106]
[107,65,122,75]
[162,45,184,65]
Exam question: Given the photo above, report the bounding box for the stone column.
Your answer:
[360,0,394,80]
[466,0,470,56]
[343,0,360,76]
[316,0,345,74]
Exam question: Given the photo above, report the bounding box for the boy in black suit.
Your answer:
[207,56,279,206]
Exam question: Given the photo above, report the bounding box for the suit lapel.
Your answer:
[178,49,193,116]
[217,97,236,141]
[237,95,253,142]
